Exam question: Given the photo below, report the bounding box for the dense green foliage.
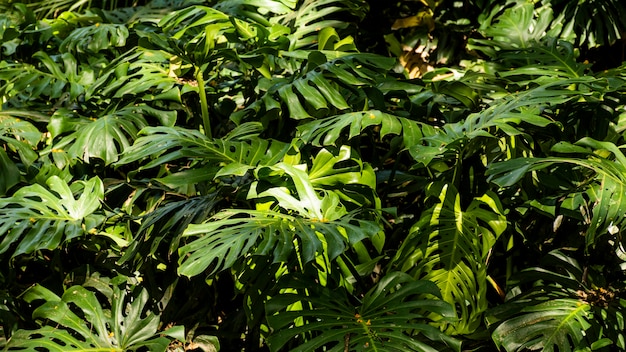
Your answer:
[1,0,626,351]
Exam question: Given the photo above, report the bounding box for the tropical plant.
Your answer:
[487,250,626,351]
[1,0,626,351]
[5,279,178,352]
[266,272,461,351]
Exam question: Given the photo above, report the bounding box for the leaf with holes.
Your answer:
[117,126,292,175]
[52,106,148,165]
[177,209,380,278]
[266,271,461,352]
[0,176,104,257]
[391,183,507,335]
[5,283,171,351]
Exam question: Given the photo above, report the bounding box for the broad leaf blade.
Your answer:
[7,284,170,351]
[0,176,104,257]
[392,183,506,334]
[266,272,460,352]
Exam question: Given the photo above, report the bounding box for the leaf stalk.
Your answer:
[195,66,212,138]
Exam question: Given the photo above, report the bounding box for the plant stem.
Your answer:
[195,66,212,138]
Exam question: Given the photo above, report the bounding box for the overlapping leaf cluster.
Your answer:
[1,0,626,351]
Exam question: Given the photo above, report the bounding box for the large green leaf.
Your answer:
[118,193,222,265]
[471,2,554,54]
[308,146,379,208]
[266,272,461,352]
[546,0,626,48]
[177,209,380,277]
[89,49,181,103]
[297,110,422,147]
[96,0,202,24]
[560,139,626,249]
[0,176,104,257]
[249,162,350,219]
[487,137,626,250]
[117,125,292,174]
[492,297,592,352]
[495,39,588,79]
[0,149,19,196]
[409,76,596,167]
[60,23,129,54]
[275,0,366,50]
[232,53,395,123]
[392,183,507,334]
[214,0,296,20]
[51,106,148,165]
[178,155,381,277]
[159,5,230,38]
[458,78,581,138]
[0,51,95,105]
[176,152,383,276]
[486,250,615,352]
[5,283,171,351]
[0,112,41,165]
[33,51,96,101]
[0,112,41,195]
[157,4,236,65]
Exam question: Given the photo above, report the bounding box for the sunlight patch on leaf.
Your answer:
[392,183,507,335]
[178,209,380,277]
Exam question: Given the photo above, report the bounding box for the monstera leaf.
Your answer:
[408,75,597,167]
[470,2,555,54]
[159,5,230,39]
[0,112,41,195]
[546,0,626,48]
[118,193,223,265]
[177,161,382,277]
[0,51,95,104]
[487,137,626,250]
[471,0,626,60]
[91,49,181,103]
[0,112,41,165]
[5,283,175,351]
[297,109,426,148]
[177,209,380,278]
[232,52,395,123]
[486,250,622,352]
[457,77,587,138]
[59,22,129,54]
[213,0,296,25]
[308,146,379,208]
[156,4,236,66]
[50,106,148,165]
[266,271,461,352]
[490,295,593,352]
[486,37,589,81]
[0,176,104,258]
[117,125,293,174]
[392,183,507,335]
[276,0,366,50]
